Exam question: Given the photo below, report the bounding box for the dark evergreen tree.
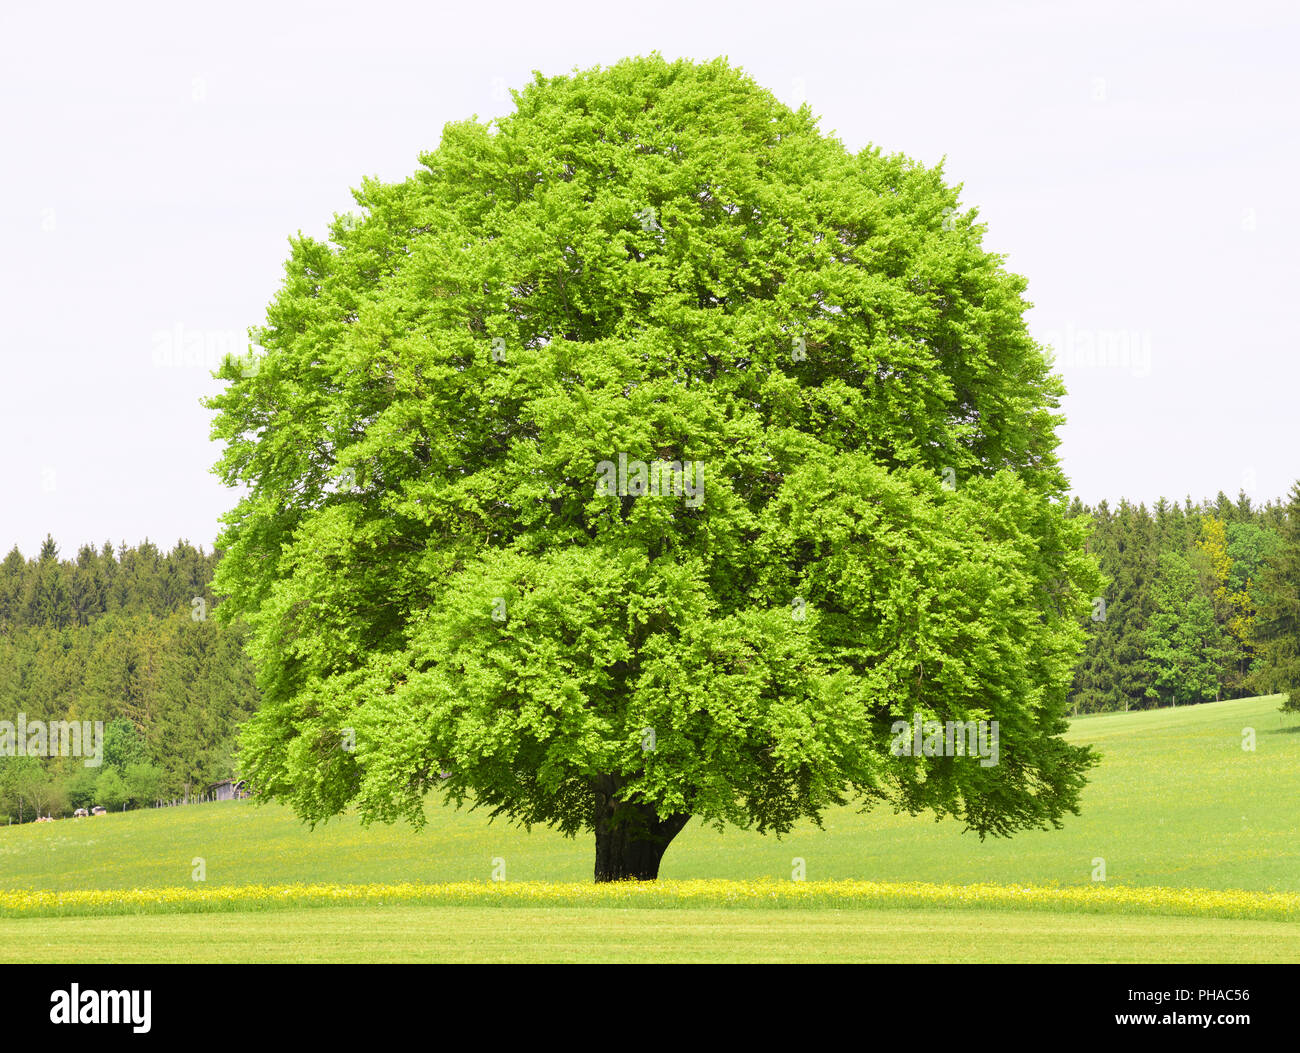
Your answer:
[1251,482,1300,710]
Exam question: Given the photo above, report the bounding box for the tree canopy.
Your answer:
[209,54,1103,880]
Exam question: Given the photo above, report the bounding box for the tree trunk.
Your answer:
[592,780,689,882]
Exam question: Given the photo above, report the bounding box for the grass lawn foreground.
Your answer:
[1,696,1296,962]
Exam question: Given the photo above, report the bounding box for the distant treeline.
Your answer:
[2,482,1297,821]
[1066,484,1300,714]
[0,538,257,823]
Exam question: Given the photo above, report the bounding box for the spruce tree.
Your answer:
[1251,482,1300,711]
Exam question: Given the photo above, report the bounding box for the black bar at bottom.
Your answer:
[2,963,1294,1040]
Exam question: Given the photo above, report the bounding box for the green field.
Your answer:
[0,695,1296,961]
[4,906,1298,964]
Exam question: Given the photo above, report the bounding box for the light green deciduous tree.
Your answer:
[209,55,1102,880]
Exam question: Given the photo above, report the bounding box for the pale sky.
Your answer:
[2,0,1296,557]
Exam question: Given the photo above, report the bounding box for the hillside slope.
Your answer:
[1,695,1294,891]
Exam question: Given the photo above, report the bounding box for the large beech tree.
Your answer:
[209,55,1102,881]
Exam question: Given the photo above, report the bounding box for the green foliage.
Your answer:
[0,538,217,633]
[65,767,100,810]
[210,54,1102,856]
[95,768,128,811]
[1067,490,1295,713]
[1067,501,1153,712]
[0,757,45,822]
[0,540,259,818]
[123,763,165,807]
[1251,483,1300,710]
[101,718,148,772]
[1145,551,1232,705]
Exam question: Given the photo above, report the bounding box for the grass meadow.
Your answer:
[1,695,1296,961]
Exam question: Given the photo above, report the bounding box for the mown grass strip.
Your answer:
[2,879,1297,922]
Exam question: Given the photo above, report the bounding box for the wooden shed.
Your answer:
[207,779,249,801]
